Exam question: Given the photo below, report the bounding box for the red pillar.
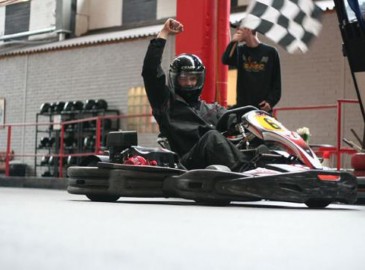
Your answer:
[216,0,230,106]
[176,0,218,103]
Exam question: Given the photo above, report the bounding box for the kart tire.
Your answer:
[356,198,365,205]
[305,199,331,209]
[195,199,231,206]
[86,194,120,202]
[67,166,110,195]
[205,165,231,172]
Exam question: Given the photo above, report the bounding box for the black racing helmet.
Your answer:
[168,54,205,103]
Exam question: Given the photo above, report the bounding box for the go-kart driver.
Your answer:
[142,18,249,171]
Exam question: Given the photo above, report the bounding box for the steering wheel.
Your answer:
[216,105,258,133]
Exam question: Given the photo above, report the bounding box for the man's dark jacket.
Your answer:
[222,42,281,109]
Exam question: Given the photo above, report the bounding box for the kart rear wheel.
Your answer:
[86,194,120,202]
[195,199,231,206]
[305,199,331,209]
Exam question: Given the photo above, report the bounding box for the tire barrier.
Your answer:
[39,137,50,148]
[64,123,76,132]
[64,136,76,148]
[48,155,56,166]
[39,103,51,114]
[83,135,96,150]
[42,171,52,177]
[35,99,119,177]
[81,120,96,130]
[67,155,77,166]
[40,155,73,168]
[73,100,84,111]
[40,99,109,114]
[84,99,96,110]
[40,156,49,165]
[39,137,56,148]
[96,99,108,110]
[39,135,101,151]
[49,102,57,113]
[47,156,68,166]
[54,101,65,113]
[63,101,74,112]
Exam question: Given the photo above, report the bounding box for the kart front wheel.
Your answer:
[305,199,331,209]
[86,194,120,202]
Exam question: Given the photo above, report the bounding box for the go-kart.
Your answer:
[67,106,357,208]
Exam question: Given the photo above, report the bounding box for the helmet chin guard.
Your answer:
[175,88,202,103]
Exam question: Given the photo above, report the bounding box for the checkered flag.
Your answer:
[241,0,323,53]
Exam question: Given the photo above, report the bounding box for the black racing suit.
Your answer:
[142,38,248,170]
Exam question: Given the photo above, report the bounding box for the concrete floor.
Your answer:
[0,187,364,270]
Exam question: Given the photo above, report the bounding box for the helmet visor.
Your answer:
[170,71,205,92]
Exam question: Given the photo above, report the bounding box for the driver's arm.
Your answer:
[215,104,237,132]
[142,19,184,110]
[142,38,169,109]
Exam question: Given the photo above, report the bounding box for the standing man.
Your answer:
[222,26,281,113]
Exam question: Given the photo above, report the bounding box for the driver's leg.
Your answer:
[180,130,249,171]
